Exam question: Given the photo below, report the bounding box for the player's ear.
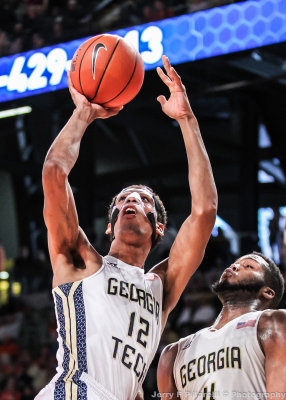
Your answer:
[260,286,275,301]
[105,223,111,235]
[156,222,164,237]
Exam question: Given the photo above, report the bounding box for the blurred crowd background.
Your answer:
[0,0,245,57]
[0,0,285,399]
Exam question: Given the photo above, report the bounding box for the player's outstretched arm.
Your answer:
[157,343,180,399]
[43,72,122,269]
[154,56,217,316]
[258,309,286,395]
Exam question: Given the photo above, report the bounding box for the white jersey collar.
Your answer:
[105,255,145,274]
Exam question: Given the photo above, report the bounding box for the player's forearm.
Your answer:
[266,385,286,397]
[266,365,286,394]
[44,107,92,176]
[266,375,286,399]
[178,115,217,214]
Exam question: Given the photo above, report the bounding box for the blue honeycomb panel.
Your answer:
[161,0,286,68]
[0,0,286,102]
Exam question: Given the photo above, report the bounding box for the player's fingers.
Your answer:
[157,95,167,106]
[97,105,123,118]
[157,67,172,87]
[162,56,184,89]
[108,107,123,116]
[169,66,182,84]
[103,105,123,115]
[67,71,77,99]
[162,55,172,76]
[67,71,73,89]
[108,105,124,112]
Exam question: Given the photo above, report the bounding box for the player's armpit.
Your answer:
[157,343,180,399]
[43,160,80,256]
[50,227,102,286]
[258,309,286,394]
[134,386,144,400]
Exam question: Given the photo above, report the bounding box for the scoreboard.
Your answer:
[0,0,285,103]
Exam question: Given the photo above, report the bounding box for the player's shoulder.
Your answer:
[160,342,179,361]
[258,309,286,352]
[159,333,195,363]
[259,309,286,324]
[258,309,286,333]
[158,342,179,372]
[149,258,168,282]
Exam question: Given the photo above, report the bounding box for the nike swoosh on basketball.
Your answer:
[92,43,107,80]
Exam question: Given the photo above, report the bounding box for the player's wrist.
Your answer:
[176,113,196,125]
[73,106,96,126]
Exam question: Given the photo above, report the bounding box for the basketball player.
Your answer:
[157,252,286,399]
[36,55,217,400]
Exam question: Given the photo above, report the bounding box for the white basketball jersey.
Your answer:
[50,255,163,400]
[174,311,266,400]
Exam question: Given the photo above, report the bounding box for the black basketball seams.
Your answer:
[78,35,105,99]
[90,37,121,102]
[101,49,138,106]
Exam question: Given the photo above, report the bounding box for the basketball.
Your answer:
[70,34,145,107]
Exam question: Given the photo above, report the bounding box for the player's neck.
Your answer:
[108,241,149,269]
[210,302,261,330]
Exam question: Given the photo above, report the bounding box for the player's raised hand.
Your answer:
[67,71,123,123]
[157,55,194,121]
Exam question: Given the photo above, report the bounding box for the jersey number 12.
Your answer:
[128,312,150,348]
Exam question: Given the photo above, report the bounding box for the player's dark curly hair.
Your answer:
[107,184,167,247]
[252,251,285,308]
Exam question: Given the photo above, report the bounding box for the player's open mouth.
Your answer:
[123,206,137,216]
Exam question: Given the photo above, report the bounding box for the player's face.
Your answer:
[219,256,265,284]
[106,186,164,243]
[114,187,157,219]
[106,186,164,242]
[213,254,275,306]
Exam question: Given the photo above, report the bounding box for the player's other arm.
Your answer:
[258,310,286,395]
[157,343,180,399]
[153,56,217,314]
[43,72,122,267]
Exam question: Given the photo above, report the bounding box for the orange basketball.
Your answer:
[70,34,145,107]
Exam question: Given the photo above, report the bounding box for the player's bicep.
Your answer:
[165,212,215,310]
[260,310,286,393]
[43,161,79,254]
[157,344,180,399]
